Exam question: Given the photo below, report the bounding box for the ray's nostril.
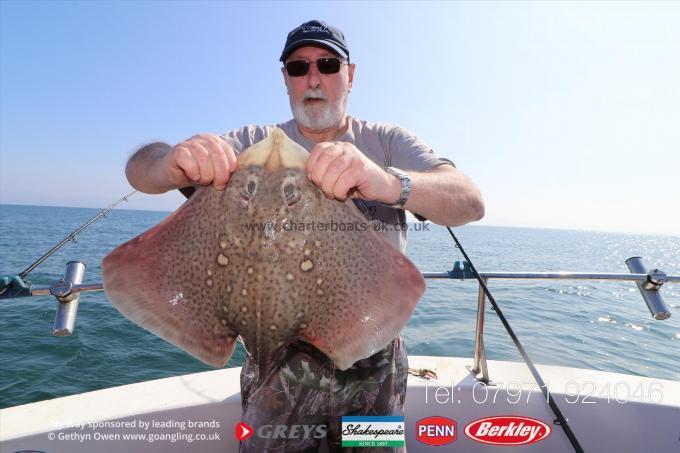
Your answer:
[287,193,301,206]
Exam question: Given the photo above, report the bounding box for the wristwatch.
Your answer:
[384,166,411,209]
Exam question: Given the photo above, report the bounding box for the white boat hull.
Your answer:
[1,356,678,452]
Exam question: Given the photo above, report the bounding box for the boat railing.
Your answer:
[1,256,678,382]
[425,256,678,383]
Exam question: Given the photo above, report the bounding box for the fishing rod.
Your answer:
[0,191,137,296]
[446,226,584,453]
[19,191,137,279]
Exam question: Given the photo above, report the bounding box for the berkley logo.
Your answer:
[415,416,457,446]
[464,416,551,445]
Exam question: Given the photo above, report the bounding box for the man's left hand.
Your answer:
[306,141,399,203]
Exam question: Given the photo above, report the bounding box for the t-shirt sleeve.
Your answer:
[384,125,455,222]
[386,125,455,171]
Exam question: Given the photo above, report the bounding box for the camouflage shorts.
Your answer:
[239,336,408,452]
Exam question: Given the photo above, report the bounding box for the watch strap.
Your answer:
[384,166,411,209]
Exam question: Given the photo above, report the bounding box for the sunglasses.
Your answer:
[284,58,347,77]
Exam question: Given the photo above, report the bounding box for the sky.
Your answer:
[1,1,678,235]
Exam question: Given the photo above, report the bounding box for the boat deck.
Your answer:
[1,355,678,452]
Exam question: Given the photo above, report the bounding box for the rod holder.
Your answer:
[625,257,671,320]
[51,261,85,336]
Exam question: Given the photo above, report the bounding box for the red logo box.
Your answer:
[415,416,457,446]
[464,416,551,446]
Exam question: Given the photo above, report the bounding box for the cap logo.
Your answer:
[302,25,328,34]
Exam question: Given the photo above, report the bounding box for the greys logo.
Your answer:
[256,424,327,440]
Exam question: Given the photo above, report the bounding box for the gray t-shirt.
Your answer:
[183,117,453,252]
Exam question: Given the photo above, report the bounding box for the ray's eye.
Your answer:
[284,183,295,198]
[282,178,301,206]
[240,177,258,202]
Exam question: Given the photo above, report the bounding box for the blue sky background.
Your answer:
[1,1,678,235]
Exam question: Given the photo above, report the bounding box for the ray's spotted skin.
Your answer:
[102,129,425,374]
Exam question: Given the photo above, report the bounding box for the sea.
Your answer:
[1,204,678,409]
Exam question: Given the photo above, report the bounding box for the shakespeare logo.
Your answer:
[341,416,405,448]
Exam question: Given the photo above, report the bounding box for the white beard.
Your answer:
[290,87,348,131]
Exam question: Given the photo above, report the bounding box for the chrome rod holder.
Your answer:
[625,257,671,320]
[51,261,85,336]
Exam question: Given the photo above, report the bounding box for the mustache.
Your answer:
[303,89,327,101]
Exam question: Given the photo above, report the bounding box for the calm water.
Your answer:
[1,204,678,409]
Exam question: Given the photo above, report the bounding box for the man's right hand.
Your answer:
[126,134,238,194]
[163,134,238,191]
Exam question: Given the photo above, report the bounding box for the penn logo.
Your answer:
[415,416,457,446]
[464,416,551,446]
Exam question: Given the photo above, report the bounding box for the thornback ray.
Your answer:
[102,128,426,370]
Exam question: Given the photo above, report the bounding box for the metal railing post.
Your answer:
[471,277,490,383]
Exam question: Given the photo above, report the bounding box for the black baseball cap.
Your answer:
[279,20,349,62]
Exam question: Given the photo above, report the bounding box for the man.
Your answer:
[126,20,483,452]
